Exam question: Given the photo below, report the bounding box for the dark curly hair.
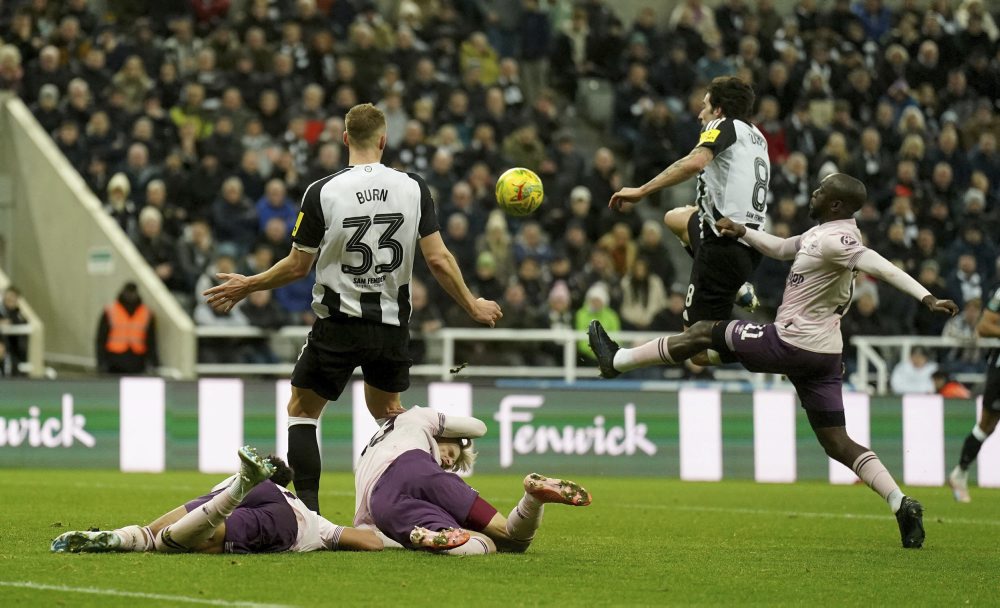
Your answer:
[707,76,755,122]
[267,454,294,488]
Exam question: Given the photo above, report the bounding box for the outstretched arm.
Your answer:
[420,231,502,327]
[609,147,713,210]
[854,250,958,315]
[203,246,315,313]
[715,218,800,260]
[439,413,487,439]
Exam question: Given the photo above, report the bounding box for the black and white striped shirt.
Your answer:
[291,164,439,327]
[987,284,1000,369]
[695,117,770,240]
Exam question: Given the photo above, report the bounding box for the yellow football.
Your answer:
[495,167,544,216]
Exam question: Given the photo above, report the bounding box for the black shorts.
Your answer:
[291,316,412,401]
[984,364,1000,413]
[684,212,762,324]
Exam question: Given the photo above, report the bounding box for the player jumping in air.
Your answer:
[609,76,767,325]
[590,173,959,549]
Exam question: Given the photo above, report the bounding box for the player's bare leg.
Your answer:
[363,382,406,421]
[814,425,923,549]
[287,386,328,513]
[664,205,697,250]
[949,408,1000,503]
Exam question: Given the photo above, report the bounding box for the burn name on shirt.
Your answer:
[357,188,389,205]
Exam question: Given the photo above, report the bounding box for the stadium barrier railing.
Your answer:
[195,327,998,393]
[852,335,1000,395]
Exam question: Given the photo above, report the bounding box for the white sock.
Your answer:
[371,527,404,549]
[443,535,493,555]
[950,465,968,481]
[505,493,544,542]
[113,525,154,552]
[613,337,675,372]
[973,424,989,442]
[155,485,246,552]
[851,451,904,512]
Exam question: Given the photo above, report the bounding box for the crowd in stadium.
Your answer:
[0,0,999,374]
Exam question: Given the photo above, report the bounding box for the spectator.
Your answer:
[475,210,515,285]
[255,179,297,234]
[0,286,28,374]
[890,347,939,395]
[211,177,258,256]
[176,218,215,293]
[96,282,158,374]
[635,220,675,291]
[575,282,621,363]
[932,370,972,399]
[104,172,138,237]
[597,222,637,277]
[31,83,63,133]
[134,206,186,297]
[0,341,15,377]
[946,253,984,308]
[111,56,153,113]
[193,251,250,362]
[0,45,25,94]
[620,257,669,331]
[650,286,687,333]
[942,297,985,373]
[513,221,552,266]
[442,213,477,278]
[841,292,894,369]
[407,278,443,365]
[241,290,284,364]
[914,260,950,336]
[469,251,504,303]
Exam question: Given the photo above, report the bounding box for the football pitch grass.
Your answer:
[1,469,995,607]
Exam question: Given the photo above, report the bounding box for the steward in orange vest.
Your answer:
[96,282,159,374]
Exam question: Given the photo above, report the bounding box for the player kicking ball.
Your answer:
[589,173,959,549]
[51,446,462,555]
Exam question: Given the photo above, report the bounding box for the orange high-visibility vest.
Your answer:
[105,302,150,355]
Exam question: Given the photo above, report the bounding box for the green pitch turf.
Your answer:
[0,469,995,606]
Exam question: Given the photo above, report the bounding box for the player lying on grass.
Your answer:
[50,446,464,554]
[589,173,959,549]
[355,406,591,555]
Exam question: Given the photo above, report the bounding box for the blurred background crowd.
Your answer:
[0,0,998,380]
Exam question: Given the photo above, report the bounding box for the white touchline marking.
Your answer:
[618,503,1000,526]
[0,581,295,608]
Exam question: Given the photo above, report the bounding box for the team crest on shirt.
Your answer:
[841,235,858,246]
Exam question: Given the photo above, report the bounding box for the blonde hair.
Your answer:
[451,440,478,473]
[345,103,386,148]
